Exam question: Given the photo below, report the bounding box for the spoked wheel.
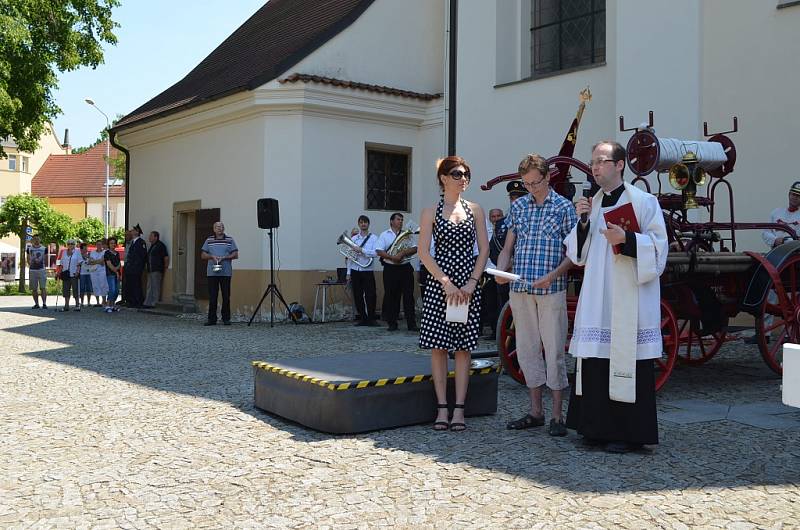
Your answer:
[676,318,725,365]
[496,301,525,385]
[754,255,800,374]
[657,300,680,391]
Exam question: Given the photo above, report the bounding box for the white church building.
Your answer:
[111,0,800,315]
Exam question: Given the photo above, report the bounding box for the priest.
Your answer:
[564,140,668,454]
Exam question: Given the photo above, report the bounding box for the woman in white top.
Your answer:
[88,239,109,302]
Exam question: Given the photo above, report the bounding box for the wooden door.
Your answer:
[194,208,219,299]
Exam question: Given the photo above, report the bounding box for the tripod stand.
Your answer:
[248,227,295,327]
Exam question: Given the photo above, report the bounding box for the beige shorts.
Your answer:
[509,289,569,390]
[29,269,48,292]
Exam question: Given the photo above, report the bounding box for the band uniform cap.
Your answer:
[790,181,800,196]
[506,180,526,196]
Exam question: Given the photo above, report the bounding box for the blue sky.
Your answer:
[52,0,266,149]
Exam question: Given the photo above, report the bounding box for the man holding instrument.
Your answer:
[564,140,668,454]
[496,154,577,437]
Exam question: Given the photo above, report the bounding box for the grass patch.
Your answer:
[1,278,61,296]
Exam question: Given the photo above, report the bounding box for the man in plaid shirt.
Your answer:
[496,154,577,436]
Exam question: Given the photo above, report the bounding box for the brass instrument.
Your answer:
[337,232,373,268]
[387,227,420,265]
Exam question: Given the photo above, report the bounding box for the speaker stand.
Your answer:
[248,227,296,328]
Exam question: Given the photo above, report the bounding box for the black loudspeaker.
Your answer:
[257,198,280,229]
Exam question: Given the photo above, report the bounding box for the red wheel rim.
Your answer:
[657,300,679,391]
[676,319,725,366]
[496,302,525,385]
[755,255,800,374]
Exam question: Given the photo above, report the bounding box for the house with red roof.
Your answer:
[32,140,125,228]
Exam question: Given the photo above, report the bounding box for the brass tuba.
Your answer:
[337,232,373,268]
[387,226,420,265]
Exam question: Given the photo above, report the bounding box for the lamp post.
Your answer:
[85,98,111,238]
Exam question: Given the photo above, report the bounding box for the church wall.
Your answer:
[287,0,445,96]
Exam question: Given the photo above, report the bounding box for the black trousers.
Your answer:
[382,262,416,326]
[124,271,144,307]
[566,358,659,445]
[350,270,377,322]
[481,275,499,333]
[418,264,429,301]
[207,275,231,323]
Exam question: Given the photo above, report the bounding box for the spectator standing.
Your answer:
[124,225,147,308]
[27,235,48,309]
[200,222,239,326]
[59,240,83,311]
[104,237,122,313]
[143,231,169,308]
[78,243,93,310]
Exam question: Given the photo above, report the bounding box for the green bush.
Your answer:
[1,278,61,296]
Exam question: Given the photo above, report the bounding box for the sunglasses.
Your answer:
[448,169,471,181]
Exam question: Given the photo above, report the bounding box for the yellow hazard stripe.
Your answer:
[252,361,498,391]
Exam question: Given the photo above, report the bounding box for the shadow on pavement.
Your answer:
[4,302,799,494]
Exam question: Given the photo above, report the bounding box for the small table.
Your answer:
[313,281,349,323]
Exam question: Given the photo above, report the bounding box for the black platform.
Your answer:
[253,351,499,433]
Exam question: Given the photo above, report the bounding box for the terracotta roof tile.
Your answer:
[279,73,441,101]
[113,0,377,131]
[32,141,124,198]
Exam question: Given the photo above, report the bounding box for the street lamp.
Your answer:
[85,97,111,238]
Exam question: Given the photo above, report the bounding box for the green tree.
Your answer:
[37,210,74,258]
[0,1,120,157]
[0,193,54,290]
[73,216,105,244]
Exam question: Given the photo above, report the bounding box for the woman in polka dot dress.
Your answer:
[418,156,489,431]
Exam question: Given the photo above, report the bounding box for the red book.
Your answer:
[603,202,640,255]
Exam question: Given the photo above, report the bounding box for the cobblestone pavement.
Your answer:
[2,295,799,529]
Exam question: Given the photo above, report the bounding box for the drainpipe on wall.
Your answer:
[447,0,458,156]
[109,131,130,230]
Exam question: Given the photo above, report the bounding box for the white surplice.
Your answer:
[564,182,668,402]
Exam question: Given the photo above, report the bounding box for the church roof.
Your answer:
[279,73,442,101]
[32,141,124,198]
[113,0,376,131]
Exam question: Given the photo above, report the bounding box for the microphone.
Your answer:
[580,181,593,223]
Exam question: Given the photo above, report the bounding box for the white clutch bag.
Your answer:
[445,301,469,323]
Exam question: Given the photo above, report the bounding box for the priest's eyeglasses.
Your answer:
[589,158,615,167]
[449,169,471,181]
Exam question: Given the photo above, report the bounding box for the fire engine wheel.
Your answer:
[496,301,525,385]
[657,300,680,391]
[676,319,725,366]
[497,298,678,391]
[754,254,800,374]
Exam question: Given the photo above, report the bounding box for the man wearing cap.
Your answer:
[496,154,577,437]
[123,225,147,308]
[763,182,800,248]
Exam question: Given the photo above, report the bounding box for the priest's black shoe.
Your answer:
[604,441,644,454]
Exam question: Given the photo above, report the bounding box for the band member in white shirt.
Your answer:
[347,215,379,326]
[375,213,418,332]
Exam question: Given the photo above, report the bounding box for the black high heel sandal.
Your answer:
[433,403,449,431]
[450,404,466,431]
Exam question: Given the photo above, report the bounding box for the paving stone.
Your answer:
[2,296,800,527]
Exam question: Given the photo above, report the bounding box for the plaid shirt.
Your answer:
[507,189,577,295]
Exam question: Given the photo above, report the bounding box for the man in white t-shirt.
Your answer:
[27,235,48,309]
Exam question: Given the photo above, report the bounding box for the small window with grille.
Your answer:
[531,0,606,77]
[365,147,410,212]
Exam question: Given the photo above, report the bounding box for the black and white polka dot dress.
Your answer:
[419,198,482,352]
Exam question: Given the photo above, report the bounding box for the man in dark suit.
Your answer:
[123,224,148,308]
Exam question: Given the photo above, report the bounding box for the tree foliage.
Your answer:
[73,216,105,243]
[0,0,120,156]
